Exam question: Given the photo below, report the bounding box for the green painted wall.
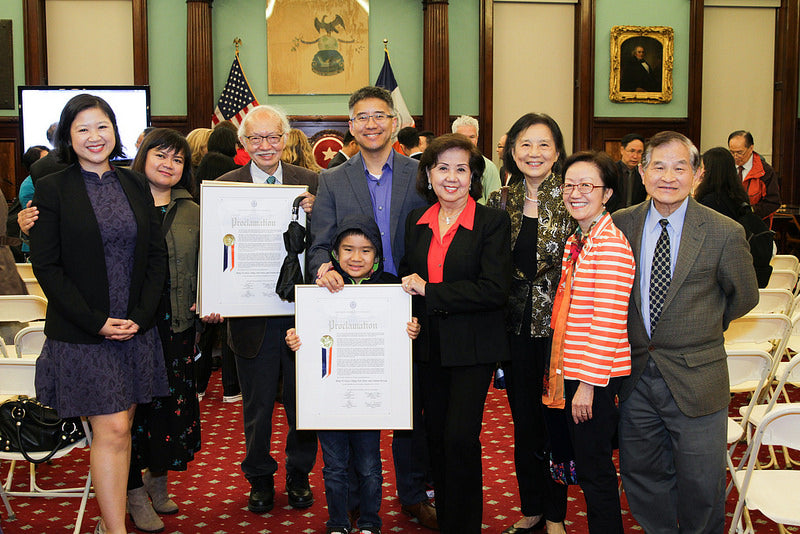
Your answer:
[449,0,480,116]
[0,0,479,119]
[148,0,187,115]
[0,1,26,117]
[594,0,690,118]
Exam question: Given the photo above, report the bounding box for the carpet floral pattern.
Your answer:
[1,373,797,533]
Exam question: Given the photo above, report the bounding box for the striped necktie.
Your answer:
[267,175,276,184]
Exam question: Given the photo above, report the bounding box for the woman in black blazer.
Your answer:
[29,94,167,534]
[401,134,512,534]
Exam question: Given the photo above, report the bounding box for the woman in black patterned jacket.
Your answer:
[487,113,575,534]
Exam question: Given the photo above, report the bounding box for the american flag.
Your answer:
[211,53,259,127]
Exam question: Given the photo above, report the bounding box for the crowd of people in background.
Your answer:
[8,84,772,534]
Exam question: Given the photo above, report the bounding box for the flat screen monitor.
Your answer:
[18,85,151,163]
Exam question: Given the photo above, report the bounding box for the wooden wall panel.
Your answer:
[0,117,21,200]
[186,0,214,130]
[151,116,190,134]
[422,0,450,136]
[132,0,148,85]
[22,0,47,85]
[479,0,493,157]
[774,0,800,205]
[591,117,690,157]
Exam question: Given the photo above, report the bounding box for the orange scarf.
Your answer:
[543,236,582,409]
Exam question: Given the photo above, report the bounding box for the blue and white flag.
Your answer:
[375,50,414,131]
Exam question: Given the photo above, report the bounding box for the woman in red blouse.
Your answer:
[400,133,512,533]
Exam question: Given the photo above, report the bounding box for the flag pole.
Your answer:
[383,38,390,61]
[233,37,242,57]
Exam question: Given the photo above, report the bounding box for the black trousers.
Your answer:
[565,378,624,534]
[196,321,240,396]
[504,334,568,521]
[235,316,317,483]
[420,323,494,534]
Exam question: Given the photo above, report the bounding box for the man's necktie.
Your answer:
[267,175,276,184]
[738,166,744,181]
[650,219,671,333]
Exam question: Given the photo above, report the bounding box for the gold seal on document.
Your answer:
[223,234,235,246]
[320,335,333,348]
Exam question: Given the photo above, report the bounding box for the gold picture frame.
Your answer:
[609,25,674,104]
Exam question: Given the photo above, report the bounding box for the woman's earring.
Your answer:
[427,181,432,190]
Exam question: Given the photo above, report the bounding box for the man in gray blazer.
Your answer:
[308,86,437,529]
[216,105,319,515]
[612,131,758,533]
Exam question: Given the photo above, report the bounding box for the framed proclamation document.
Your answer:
[197,182,308,317]
[294,284,413,430]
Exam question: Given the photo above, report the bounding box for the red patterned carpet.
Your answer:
[1,371,798,533]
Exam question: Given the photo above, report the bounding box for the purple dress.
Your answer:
[35,169,169,418]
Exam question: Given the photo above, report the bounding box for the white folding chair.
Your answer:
[770,254,800,274]
[750,288,794,315]
[14,263,33,279]
[728,404,800,534]
[766,269,799,294]
[0,295,47,323]
[725,350,774,496]
[724,314,792,395]
[739,354,800,469]
[13,324,45,359]
[784,309,800,355]
[0,358,93,533]
[22,278,46,299]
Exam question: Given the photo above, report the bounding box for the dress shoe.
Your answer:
[286,473,313,508]
[247,477,275,514]
[401,499,439,530]
[502,515,546,533]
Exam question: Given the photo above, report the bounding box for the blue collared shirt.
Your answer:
[363,150,396,274]
[640,197,689,337]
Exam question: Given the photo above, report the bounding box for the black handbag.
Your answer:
[0,397,86,464]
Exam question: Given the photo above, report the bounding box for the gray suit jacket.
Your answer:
[216,161,318,358]
[612,197,758,417]
[308,150,427,276]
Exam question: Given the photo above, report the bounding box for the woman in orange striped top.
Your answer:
[550,151,635,533]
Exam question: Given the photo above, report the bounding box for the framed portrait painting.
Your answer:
[609,25,674,104]
[267,0,369,95]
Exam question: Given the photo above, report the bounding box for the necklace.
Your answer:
[440,207,465,225]
[524,195,539,204]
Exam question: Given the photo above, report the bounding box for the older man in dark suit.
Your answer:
[308,86,437,530]
[612,131,758,533]
[607,133,647,213]
[216,105,319,515]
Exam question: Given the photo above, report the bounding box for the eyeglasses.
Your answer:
[350,112,395,125]
[560,183,604,195]
[729,149,750,157]
[244,134,284,146]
